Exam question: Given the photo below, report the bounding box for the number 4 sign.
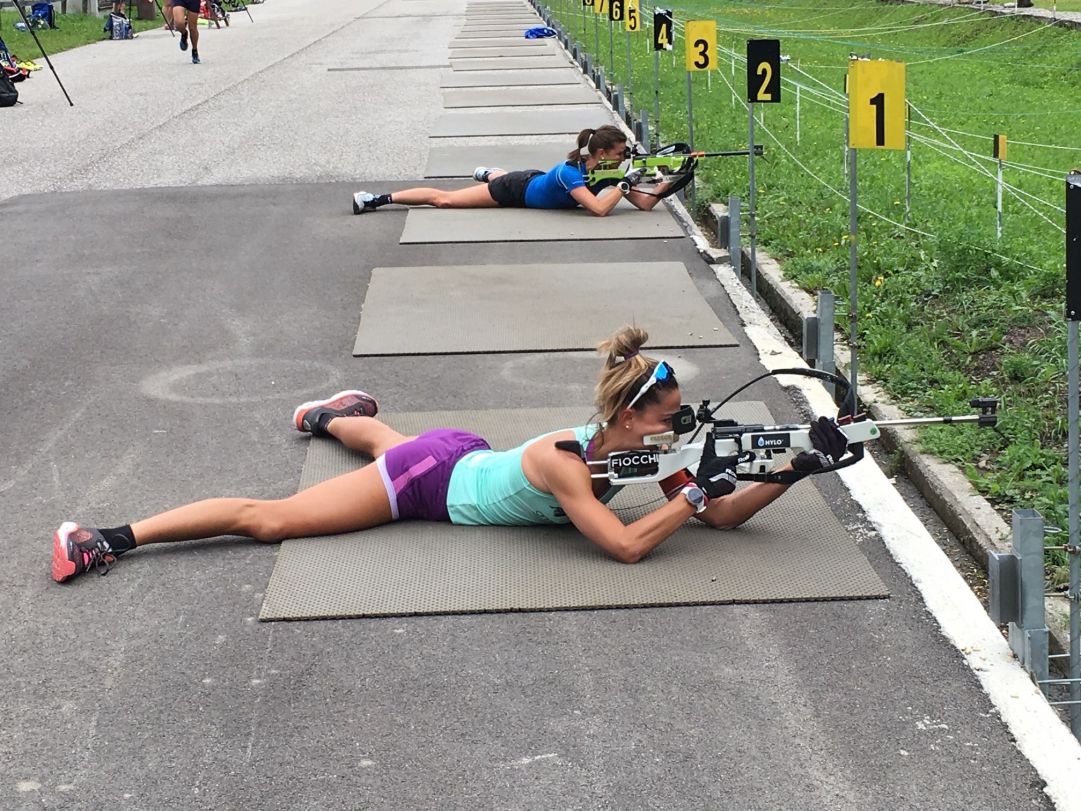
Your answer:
[848,59,905,150]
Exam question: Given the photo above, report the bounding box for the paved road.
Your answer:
[0,0,1067,808]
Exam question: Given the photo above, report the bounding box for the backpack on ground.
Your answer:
[0,36,29,82]
[29,2,57,29]
[0,71,19,107]
[104,12,133,39]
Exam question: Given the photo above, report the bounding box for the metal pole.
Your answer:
[653,50,660,140]
[748,103,758,296]
[997,158,1004,240]
[609,15,615,74]
[848,147,859,405]
[905,136,912,226]
[686,70,695,205]
[1069,320,1081,732]
[594,7,599,62]
[795,83,800,146]
[626,30,633,105]
[10,0,73,106]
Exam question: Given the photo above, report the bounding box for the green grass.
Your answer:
[0,10,163,57]
[555,0,1080,581]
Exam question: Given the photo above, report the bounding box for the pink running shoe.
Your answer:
[293,390,379,437]
[52,522,116,583]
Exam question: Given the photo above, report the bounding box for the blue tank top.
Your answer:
[445,425,622,526]
[523,161,620,209]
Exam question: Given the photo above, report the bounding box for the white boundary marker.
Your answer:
[708,258,1081,811]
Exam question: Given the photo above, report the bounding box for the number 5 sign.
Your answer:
[625,0,640,32]
[848,59,905,150]
[685,20,716,72]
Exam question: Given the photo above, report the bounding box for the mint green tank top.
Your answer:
[445,424,621,526]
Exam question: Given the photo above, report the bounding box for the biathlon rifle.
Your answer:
[586,142,764,199]
[556,369,1000,487]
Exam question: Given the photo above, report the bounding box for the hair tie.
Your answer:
[615,350,639,364]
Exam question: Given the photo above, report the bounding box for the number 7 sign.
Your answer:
[848,59,905,150]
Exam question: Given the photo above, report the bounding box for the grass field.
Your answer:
[554,0,1081,579]
[1,10,179,58]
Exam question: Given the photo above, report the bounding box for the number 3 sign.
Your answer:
[684,20,716,72]
[848,59,905,150]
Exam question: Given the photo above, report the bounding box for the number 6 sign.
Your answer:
[848,59,905,150]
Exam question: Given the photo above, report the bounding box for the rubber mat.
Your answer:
[450,46,555,59]
[432,108,610,137]
[452,28,535,38]
[443,85,599,108]
[259,404,888,620]
[451,37,549,48]
[352,262,735,356]
[398,202,684,243]
[441,68,581,87]
[451,56,568,71]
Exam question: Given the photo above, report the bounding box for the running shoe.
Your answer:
[179,30,188,51]
[192,51,201,64]
[293,390,379,436]
[351,192,379,215]
[472,166,491,183]
[52,522,116,583]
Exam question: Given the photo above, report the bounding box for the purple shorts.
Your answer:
[376,429,491,522]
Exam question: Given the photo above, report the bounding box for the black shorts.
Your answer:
[487,170,543,208]
[173,0,200,12]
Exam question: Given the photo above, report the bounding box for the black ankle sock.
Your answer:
[101,525,137,556]
[374,194,392,207]
[315,412,337,436]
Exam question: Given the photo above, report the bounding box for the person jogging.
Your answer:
[51,326,847,582]
[171,0,201,63]
[351,125,669,217]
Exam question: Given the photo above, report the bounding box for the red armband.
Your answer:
[659,469,694,501]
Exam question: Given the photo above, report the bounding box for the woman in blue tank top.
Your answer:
[350,125,669,218]
[51,326,847,582]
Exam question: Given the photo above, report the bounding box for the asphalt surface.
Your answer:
[0,0,1061,808]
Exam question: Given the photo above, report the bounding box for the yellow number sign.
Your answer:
[684,20,716,72]
[993,133,1007,161]
[596,0,609,15]
[848,59,905,150]
[625,0,640,32]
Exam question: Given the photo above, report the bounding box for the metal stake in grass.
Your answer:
[155,0,175,37]
[10,0,72,106]
[1065,170,1081,738]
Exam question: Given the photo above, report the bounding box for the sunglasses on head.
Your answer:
[625,361,674,411]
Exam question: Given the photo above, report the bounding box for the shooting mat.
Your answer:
[441,68,580,87]
[259,404,888,620]
[442,85,599,108]
[452,28,538,39]
[451,56,569,71]
[451,37,550,48]
[432,108,610,137]
[398,201,683,243]
[351,262,736,356]
[449,46,556,59]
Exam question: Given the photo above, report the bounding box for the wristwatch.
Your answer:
[680,484,709,514]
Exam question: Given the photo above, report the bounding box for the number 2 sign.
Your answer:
[848,59,905,150]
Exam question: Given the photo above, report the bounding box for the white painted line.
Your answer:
[711,261,1081,811]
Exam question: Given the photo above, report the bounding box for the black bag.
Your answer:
[0,71,18,108]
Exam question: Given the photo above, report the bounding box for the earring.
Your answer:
[624,424,630,429]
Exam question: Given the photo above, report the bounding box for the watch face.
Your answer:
[684,486,704,506]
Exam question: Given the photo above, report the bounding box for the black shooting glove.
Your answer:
[791,416,849,473]
[695,440,739,498]
[623,167,645,187]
